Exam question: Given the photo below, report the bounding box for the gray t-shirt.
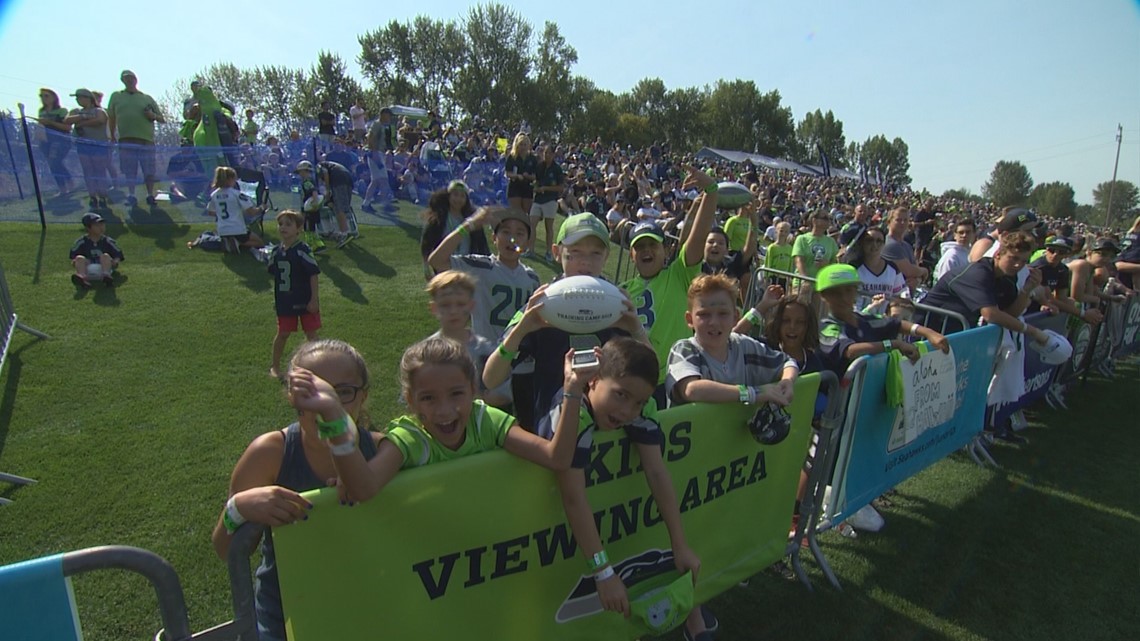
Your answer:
[880,237,915,266]
[665,334,797,406]
[70,106,108,141]
[448,254,541,343]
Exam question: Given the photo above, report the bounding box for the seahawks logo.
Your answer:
[554,548,674,623]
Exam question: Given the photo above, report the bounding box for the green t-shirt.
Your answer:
[764,243,794,275]
[1030,248,1046,263]
[623,244,703,383]
[385,400,514,468]
[243,119,259,144]
[107,89,161,142]
[791,233,839,279]
[723,215,752,253]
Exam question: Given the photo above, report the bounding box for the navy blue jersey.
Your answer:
[820,312,902,375]
[69,235,124,262]
[268,242,320,315]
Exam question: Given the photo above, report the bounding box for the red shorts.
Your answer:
[277,312,321,333]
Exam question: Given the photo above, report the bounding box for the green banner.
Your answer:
[274,375,821,641]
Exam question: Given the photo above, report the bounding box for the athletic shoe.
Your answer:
[146,195,157,206]
[361,203,377,213]
[102,274,114,288]
[847,504,885,532]
[335,233,352,249]
[701,606,719,633]
[71,273,91,289]
[544,251,554,262]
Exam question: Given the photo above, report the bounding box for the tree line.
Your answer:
[160,3,912,186]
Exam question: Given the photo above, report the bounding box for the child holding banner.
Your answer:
[212,339,381,641]
[537,337,714,641]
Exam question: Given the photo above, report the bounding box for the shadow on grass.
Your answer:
[319,258,367,305]
[221,253,271,294]
[339,242,395,279]
[32,228,45,284]
[126,205,191,250]
[44,194,83,218]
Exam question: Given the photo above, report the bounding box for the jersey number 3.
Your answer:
[636,290,655,328]
[275,261,292,292]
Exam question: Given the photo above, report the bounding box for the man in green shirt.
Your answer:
[107,70,165,207]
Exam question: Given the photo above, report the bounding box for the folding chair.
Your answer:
[235,167,274,235]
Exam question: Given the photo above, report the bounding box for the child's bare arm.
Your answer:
[555,468,630,618]
[636,442,700,580]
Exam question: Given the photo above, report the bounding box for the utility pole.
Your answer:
[1105,124,1122,228]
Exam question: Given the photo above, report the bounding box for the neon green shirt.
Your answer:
[385,400,514,467]
[791,233,839,279]
[622,244,703,383]
[107,89,161,142]
[723,215,752,253]
[764,243,793,275]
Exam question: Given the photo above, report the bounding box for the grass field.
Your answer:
[0,194,1137,641]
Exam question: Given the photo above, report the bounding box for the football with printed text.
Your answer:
[539,275,626,334]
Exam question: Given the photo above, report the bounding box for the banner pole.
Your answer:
[1,114,24,199]
[16,104,46,229]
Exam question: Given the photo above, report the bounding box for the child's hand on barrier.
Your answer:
[596,572,630,618]
[898,341,922,363]
[929,332,950,354]
[233,486,312,527]
[772,379,795,406]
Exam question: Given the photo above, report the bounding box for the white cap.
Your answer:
[1028,329,1072,365]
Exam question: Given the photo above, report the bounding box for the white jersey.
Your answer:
[855,260,908,311]
[448,254,541,343]
[208,187,254,236]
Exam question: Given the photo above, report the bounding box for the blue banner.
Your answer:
[828,325,1001,524]
[990,312,1068,427]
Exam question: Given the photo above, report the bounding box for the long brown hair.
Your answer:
[764,295,820,351]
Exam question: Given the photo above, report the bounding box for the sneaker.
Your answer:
[766,560,796,581]
[335,233,352,249]
[701,606,719,633]
[102,274,114,288]
[544,251,554,262]
[71,273,91,289]
[146,195,157,206]
[847,504,885,532]
[361,203,377,213]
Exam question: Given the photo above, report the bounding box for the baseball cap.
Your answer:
[120,69,136,80]
[1045,237,1075,252]
[1089,238,1120,254]
[1029,329,1073,366]
[492,207,531,235]
[630,222,665,246]
[556,213,609,246]
[996,208,1038,232]
[293,160,314,173]
[816,264,860,292]
[627,570,694,637]
[71,88,94,99]
[81,212,104,227]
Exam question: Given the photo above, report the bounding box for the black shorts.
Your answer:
[507,180,533,200]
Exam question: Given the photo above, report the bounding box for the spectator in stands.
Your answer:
[362,107,396,213]
[107,70,165,207]
[530,143,564,261]
[1029,237,1102,324]
[349,97,367,144]
[64,88,110,209]
[969,207,1037,261]
[934,219,975,281]
[70,212,123,288]
[316,101,336,150]
[912,199,938,264]
[838,202,870,254]
[34,88,73,197]
[881,207,928,287]
[166,142,207,203]
[1116,215,1140,290]
[505,134,537,236]
[242,109,259,145]
[845,226,908,313]
[792,210,839,281]
[90,90,120,189]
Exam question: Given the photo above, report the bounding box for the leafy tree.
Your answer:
[614,113,653,148]
[565,89,618,143]
[357,17,466,118]
[702,80,794,157]
[660,86,708,151]
[195,63,257,114]
[529,21,579,134]
[942,187,984,203]
[982,160,1033,207]
[795,109,846,168]
[452,3,533,125]
[251,66,307,136]
[861,135,911,186]
[1027,181,1076,219]
[298,51,363,119]
[1092,179,1139,228]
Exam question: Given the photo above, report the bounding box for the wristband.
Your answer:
[909,324,923,337]
[738,384,750,404]
[881,340,893,353]
[703,182,719,194]
[329,439,357,457]
[563,391,580,401]
[743,308,761,325]
[223,496,246,534]
[587,550,609,572]
[457,224,470,238]
[317,414,352,440]
[497,343,518,360]
[594,565,616,582]
[747,386,761,404]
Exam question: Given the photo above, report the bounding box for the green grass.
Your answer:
[0,210,1137,641]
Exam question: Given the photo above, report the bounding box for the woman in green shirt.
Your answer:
[35,88,73,196]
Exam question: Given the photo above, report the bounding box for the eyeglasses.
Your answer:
[333,383,368,404]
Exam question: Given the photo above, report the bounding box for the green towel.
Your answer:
[886,341,929,408]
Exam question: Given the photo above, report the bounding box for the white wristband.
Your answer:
[594,565,615,582]
[329,439,357,457]
[225,496,246,531]
[910,323,923,336]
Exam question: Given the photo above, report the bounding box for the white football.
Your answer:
[539,275,626,334]
[303,195,322,213]
[717,181,753,209]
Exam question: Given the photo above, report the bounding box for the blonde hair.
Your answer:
[399,337,477,400]
[213,166,237,187]
[509,133,531,159]
[275,209,304,227]
[425,270,477,299]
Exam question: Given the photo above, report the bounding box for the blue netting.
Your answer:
[0,117,507,225]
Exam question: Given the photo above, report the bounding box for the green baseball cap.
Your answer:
[816,264,860,292]
[627,570,694,637]
[556,212,609,246]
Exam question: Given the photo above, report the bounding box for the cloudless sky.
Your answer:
[1,0,1137,205]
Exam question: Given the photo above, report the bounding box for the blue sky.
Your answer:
[1,0,1136,205]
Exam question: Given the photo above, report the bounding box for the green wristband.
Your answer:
[457,224,470,238]
[703,182,719,194]
[317,415,350,440]
[498,343,518,360]
[744,308,761,325]
[587,549,609,572]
